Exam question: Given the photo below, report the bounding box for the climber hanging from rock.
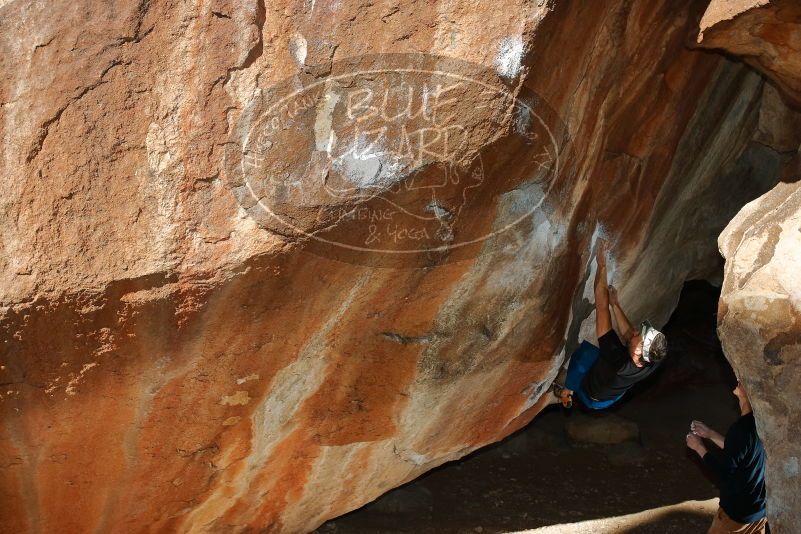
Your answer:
[548,239,668,409]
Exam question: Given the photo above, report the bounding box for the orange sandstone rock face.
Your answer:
[0,0,796,532]
[718,182,801,533]
[698,0,801,109]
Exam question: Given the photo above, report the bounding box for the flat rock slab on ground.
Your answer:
[565,413,640,445]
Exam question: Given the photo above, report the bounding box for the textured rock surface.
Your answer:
[701,1,801,530]
[0,0,798,532]
[718,181,801,533]
[698,0,801,108]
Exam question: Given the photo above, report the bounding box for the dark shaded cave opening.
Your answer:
[315,281,748,534]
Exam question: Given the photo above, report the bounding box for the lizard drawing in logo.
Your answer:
[316,115,486,246]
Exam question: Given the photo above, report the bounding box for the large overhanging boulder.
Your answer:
[0,0,798,532]
[718,181,801,533]
[697,0,801,109]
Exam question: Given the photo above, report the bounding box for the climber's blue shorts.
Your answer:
[565,340,625,410]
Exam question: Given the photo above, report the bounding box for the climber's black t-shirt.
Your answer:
[703,412,767,523]
[582,330,662,401]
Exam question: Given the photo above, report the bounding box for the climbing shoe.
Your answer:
[552,382,573,409]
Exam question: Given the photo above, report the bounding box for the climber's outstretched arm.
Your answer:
[594,240,612,339]
[691,420,726,449]
[609,287,635,343]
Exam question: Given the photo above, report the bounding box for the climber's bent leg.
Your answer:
[564,341,625,410]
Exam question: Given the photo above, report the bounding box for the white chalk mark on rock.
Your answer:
[314,88,340,154]
[236,373,260,385]
[220,390,251,406]
[65,362,99,396]
[495,35,524,81]
[289,33,308,67]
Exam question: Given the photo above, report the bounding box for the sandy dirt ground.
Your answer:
[314,382,737,534]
